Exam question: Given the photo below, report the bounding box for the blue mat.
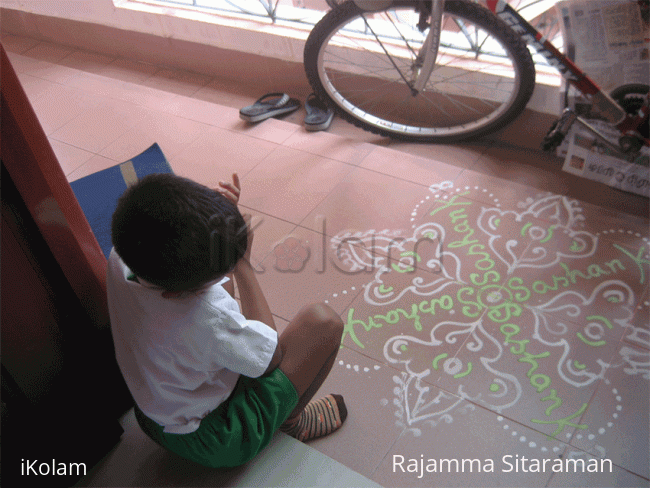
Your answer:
[70,143,173,259]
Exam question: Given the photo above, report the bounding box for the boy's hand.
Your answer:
[216,173,241,206]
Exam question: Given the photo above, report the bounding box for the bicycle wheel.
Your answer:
[304,0,536,142]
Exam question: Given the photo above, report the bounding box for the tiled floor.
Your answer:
[3,34,649,488]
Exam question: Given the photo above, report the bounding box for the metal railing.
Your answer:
[133,0,563,66]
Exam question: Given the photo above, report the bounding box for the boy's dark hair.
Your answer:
[111,173,247,291]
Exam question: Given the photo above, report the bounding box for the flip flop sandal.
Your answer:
[304,93,334,131]
[239,93,301,123]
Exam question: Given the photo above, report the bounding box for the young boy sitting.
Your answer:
[107,172,347,468]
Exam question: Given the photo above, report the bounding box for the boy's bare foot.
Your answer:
[280,394,347,441]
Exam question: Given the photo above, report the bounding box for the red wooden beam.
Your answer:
[1,43,109,327]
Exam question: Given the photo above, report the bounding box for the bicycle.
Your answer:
[303,0,649,155]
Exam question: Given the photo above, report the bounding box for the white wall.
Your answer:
[0,0,310,64]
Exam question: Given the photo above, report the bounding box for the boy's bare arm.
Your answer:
[233,258,276,332]
[215,174,280,370]
[234,257,283,375]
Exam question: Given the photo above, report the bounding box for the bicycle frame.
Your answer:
[485,0,649,152]
[418,0,648,152]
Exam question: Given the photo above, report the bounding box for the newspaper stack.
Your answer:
[555,0,649,197]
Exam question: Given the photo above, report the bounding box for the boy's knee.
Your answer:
[302,302,344,338]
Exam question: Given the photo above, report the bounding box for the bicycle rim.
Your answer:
[305,0,535,142]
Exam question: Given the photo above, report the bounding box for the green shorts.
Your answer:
[134,368,299,468]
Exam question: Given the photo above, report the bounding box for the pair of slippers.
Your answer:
[239,92,334,132]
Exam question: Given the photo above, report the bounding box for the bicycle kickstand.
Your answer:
[542,108,631,155]
[542,108,577,152]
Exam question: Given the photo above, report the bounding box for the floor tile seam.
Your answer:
[407,310,617,437]
[290,162,465,235]
[65,67,192,110]
[445,174,552,211]
[516,298,639,344]
[49,109,139,157]
[439,394,583,456]
[571,350,650,465]
[405,306,492,388]
[374,355,589,454]
[423,360,645,468]
[291,219,462,277]
[553,445,650,480]
[1,35,39,54]
[435,395,579,458]
[283,145,373,169]
[355,151,467,191]
[282,136,377,167]
[48,78,181,120]
[464,339,624,424]
[261,126,480,185]
[606,467,650,483]
[324,281,366,314]
[12,62,80,93]
[50,141,97,178]
[337,343,405,373]
[330,345,406,482]
[453,167,566,211]
[126,122,210,162]
[464,136,499,170]
[13,54,115,92]
[271,311,291,324]
[57,49,118,74]
[510,242,647,317]
[356,140,458,167]
[634,301,650,332]
[22,72,107,110]
[291,161,357,228]
[48,133,122,166]
[480,138,552,160]
[230,121,302,146]
[84,67,185,102]
[619,329,650,352]
[237,204,304,229]
[170,70,216,100]
[232,207,310,286]
[11,36,223,95]
[569,368,614,448]
[20,41,75,64]
[140,77,213,100]
[21,42,187,93]
[157,95,241,130]
[297,344,400,482]
[167,120,289,176]
[594,227,650,247]
[295,212,422,241]
[101,54,160,73]
[367,429,410,485]
[384,138,492,162]
[253,242,303,284]
[17,76,70,106]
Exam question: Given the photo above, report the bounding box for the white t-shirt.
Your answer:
[107,249,277,434]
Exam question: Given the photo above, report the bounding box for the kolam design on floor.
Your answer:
[332,181,649,461]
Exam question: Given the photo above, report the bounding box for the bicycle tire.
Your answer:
[304,0,536,142]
